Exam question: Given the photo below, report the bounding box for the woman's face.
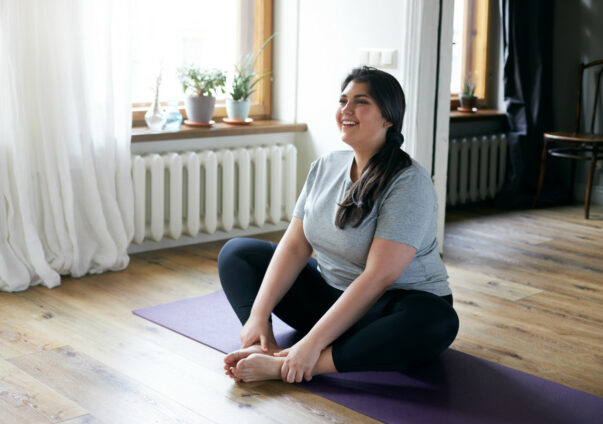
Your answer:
[336,81,391,153]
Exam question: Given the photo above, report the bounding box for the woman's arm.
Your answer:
[241,217,312,347]
[277,237,416,382]
[305,237,415,349]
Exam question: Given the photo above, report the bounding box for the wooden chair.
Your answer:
[534,59,603,218]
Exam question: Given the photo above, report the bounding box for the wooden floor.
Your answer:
[1,204,602,423]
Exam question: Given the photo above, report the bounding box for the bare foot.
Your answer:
[231,353,285,382]
[224,344,281,380]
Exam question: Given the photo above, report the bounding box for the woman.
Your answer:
[218,66,459,384]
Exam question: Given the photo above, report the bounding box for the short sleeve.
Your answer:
[293,160,318,219]
[374,170,436,250]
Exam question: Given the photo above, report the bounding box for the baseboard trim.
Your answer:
[127,222,289,254]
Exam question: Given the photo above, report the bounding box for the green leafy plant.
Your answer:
[230,34,276,101]
[462,71,476,97]
[177,66,227,97]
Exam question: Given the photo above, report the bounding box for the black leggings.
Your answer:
[218,237,459,373]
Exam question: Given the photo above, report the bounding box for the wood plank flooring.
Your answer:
[1,203,601,423]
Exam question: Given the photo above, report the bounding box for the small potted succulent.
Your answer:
[178,65,226,124]
[226,34,275,122]
[459,72,477,111]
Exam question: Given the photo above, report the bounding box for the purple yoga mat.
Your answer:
[133,290,603,424]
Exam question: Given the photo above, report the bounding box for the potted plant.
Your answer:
[459,72,477,111]
[178,66,226,124]
[226,34,276,122]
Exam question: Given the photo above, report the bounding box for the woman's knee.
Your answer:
[413,295,459,359]
[219,237,266,267]
[217,237,244,272]
[393,293,459,353]
[217,238,276,287]
[432,303,459,349]
[419,293,458,334]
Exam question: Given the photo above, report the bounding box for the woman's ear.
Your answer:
[383,121,393,128]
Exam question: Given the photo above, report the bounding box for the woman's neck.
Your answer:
[350,151,375,182]
[349,137,387,182]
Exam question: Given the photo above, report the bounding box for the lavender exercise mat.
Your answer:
[133,291,603,424]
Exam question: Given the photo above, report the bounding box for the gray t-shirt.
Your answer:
[293,150,451,296]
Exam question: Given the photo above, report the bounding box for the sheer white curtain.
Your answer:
[0,0,134,292]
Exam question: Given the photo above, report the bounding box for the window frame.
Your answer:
[450,0,492,110]
[132,0,273,126]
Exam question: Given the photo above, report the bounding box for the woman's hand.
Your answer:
[273,338,322,383]
[240,314,277,351]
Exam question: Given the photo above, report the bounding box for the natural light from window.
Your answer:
[450,0,465,95]
[131,0,254,105]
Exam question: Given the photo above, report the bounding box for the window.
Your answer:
[131,0,273,124]
[450,0,492,109]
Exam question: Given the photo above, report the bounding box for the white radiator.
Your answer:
[447,134,507,206]
[131,144,297,244]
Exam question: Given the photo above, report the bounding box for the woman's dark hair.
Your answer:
[335,66,412,229]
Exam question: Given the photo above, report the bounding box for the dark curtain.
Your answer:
[497,0,565,207]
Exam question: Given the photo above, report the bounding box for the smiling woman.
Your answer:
[217,67,458,384]
[337,84,391,157]
[335,68,411,229]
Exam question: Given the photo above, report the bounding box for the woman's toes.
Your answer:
[229,367,240,381]
[225,344,273,370]
[236,358,247,371]
[224,351,240,366]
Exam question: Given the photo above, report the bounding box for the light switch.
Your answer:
[380,49,396,67]
[368,50,381,66]
[359,49,370,65]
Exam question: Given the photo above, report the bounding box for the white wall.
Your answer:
[274,0,453,251]
[274,0,409,189]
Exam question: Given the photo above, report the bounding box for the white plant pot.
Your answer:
[185,95,216,123]
[225,99,251,121]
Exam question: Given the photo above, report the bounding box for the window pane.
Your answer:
[131,0,254,104]
[450,0,465,94]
